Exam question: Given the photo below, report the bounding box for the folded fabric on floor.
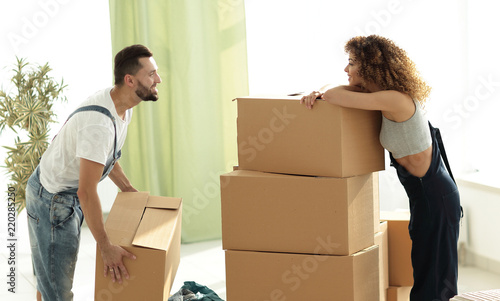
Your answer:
[169,281,224,301]
[450,289,500,301]
[169,288,198,301]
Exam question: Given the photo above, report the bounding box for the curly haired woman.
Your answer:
[301,35,462,301]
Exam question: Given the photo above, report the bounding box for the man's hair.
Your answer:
[114,44,153,86]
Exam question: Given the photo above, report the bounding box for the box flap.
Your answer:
[352,245,379,257]
[378,221,388,233]
[132,200,182,250]
[105,192,150,246]
[146,195,181,209]
[106,229,135,246]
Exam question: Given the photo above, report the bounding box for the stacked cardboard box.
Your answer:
[221,96,387,300]
[376,221,390,301]
[387,286,412,301]
[381,211,413,301]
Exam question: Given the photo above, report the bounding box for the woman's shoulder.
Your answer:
[378,91,415,121]
[373,90,411,102]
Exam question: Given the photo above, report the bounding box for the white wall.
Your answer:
[457,177,500,271]
[245,0,500,270]
[0,0,116,259]
[245,0,467,211]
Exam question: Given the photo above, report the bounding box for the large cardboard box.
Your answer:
[236,96,384,177]
[225,246,379,301]
[95,192,182,301]
[375,221,389,301]
[221,170,375,255]
[373,172,380,233]
[380,211,413,287]
[387,286,411,301]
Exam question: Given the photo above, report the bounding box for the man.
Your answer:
[25,44,162,300]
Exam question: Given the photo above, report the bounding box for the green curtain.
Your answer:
[109,0,248,242]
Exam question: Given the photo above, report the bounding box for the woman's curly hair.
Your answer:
[344,35,431,104]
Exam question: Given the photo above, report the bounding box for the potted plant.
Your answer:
[0,57,66,212]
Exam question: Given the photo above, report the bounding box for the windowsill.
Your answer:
[457,171,500,193]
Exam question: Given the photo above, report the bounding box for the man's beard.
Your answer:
[135,80,158,101]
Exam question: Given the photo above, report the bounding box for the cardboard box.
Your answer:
[380,211,413,287]
[236,96,384,177]
[375,221,389,301]
[387,286,411,301]
[451,289,500,300]
[221,170,375,255]
[225,246,379,301]
[373,172,380,233]
[94,192,182,301]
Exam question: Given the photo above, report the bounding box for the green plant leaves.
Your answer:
[0,57,66,212]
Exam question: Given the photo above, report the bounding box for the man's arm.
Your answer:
[108,161,138,192]
[77,158,136,283]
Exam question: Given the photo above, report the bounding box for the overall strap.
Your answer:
[61,105,119,160]
[429,122,456,184]
[67,105,115,122]
[429,122,463,219]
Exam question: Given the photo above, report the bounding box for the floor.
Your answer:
[2,215,500,301]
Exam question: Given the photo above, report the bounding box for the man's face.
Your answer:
[134,57,161,101]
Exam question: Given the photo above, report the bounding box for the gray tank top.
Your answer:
[379,100,432,159]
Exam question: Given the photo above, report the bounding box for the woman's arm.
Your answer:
[302,85,410,114]
[300,85,365,109]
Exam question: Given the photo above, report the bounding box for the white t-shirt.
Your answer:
[40,87,132,193]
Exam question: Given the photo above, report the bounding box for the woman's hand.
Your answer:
[300,91,323,109]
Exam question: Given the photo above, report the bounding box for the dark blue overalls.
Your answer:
[390,123,461,301]
[26,105,121,300]
[63,105,122,183]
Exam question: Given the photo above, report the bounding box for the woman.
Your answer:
[301,35,461,301]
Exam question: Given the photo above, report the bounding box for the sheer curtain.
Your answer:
[109,0,248,242]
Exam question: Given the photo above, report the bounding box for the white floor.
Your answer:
[2,219,500,301]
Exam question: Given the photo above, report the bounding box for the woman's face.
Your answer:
[344,53,362,87]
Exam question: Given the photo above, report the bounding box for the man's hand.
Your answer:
[108,161,139,192]
[78,158,137,285]
[100,243,136,283]
[121,186,139,192]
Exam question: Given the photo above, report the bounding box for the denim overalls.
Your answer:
[26,105,120,301]
[390,122,461,301]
